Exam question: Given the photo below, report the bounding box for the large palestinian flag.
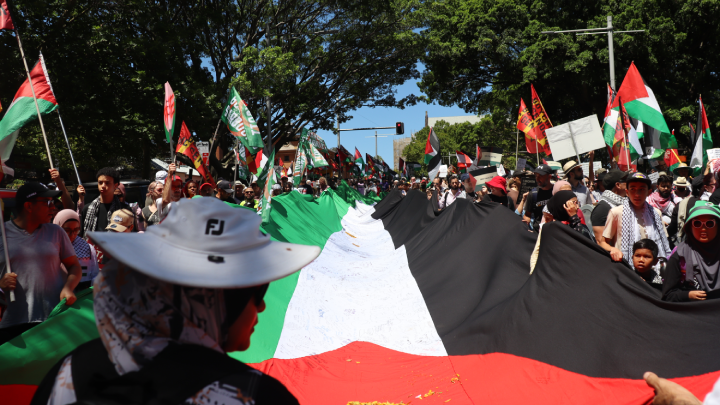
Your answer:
[607,62,677,156]
[3,187,720,404]
[0,56,58,161]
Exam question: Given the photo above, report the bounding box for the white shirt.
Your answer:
[439,189,466,209]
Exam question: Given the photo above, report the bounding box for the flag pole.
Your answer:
[0,206,14,303]
[233,138,239,199]
[515,129,519,165]
[14,28,53,168]
[56,110,82,185]
[535,133,540,166]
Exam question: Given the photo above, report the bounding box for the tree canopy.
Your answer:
[0,0,423,180]
[418,0,719,155]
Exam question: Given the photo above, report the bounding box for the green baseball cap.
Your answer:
[685,201,720,226]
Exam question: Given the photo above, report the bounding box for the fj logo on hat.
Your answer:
[205,219,225,235]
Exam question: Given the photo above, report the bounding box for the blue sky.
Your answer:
[313,78,471,164]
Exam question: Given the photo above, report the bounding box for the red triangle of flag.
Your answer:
[612,62,649,108]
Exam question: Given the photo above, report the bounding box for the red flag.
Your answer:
[455,150,473,168]
[246,146,258,173]
[0,0,14,30]
[354,147,362,163]
[176,122,215,186]
[530,85,552,155]
[517,98,545,154]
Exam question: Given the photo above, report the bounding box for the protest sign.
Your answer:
[497,165,506,176]
[477,147,503,166]
[469,166,497,192]
[197,141,210,167]
[545,115,605,161]
[516,175,538,204]
[707,148,720,161]
[439,165,448,178]
[648,172,660,184]
[515,158,527,173]
[580,162,602,178]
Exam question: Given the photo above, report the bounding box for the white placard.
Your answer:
[648,172,660,184]
[515,158,527,173]
[580,162,602,178]
[497,165,506,176]
[545,115,606,161]
[438,165,448,178]
[707,148,720,161]
[197,141,210,167]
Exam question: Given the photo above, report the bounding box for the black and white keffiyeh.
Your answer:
[600,190,625,208]
[620,198,671,283]
[82,195,127,238]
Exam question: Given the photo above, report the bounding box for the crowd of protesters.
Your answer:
[0,153,719,404]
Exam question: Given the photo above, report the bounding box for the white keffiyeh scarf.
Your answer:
[620,199,671,283]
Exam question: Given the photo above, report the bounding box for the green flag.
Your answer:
[307,142,328,168]
[222,87,264,153]
[256,147,276,191]
[293,129,311,186]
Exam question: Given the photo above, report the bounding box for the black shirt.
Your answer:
[482,193,511,208]
[590,200,612,229]
[81,201,113,236]
[526,187,553,230]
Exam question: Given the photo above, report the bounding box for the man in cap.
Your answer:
[0,183,81,344]
[33,198,319,404]
[563,160,591,206]
[460,173,477,201]
[234,181,245,199]
[668,176,705,245]
[215,180,238,204]
[599,173,670,268]
[590,169,627,242]
[199,183,214,197]
[106,208,135,233]
[523,164,555,232]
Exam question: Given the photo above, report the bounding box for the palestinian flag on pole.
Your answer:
[163,82,176,144]
[611,62,677,154]
[221,87,264,154]
[256,147,275,190]
[0,57,58,162]
[5,189,720,404]
[455,150,473,169]
[689,96,712,176]
[336,145,350,165]
[292,129,310,186]
[530,84,552,155]
[517,99,544,155]
[398,157,406,178]
[424,127,441,181]
[365,153,375,175]
[612,98,635,171]
[259,147,277,221]
[175,122,215,187]
[353,147,363,165]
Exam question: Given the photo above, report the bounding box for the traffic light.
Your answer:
[396,122,404,135]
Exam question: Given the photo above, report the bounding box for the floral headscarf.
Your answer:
[93,260,226,375]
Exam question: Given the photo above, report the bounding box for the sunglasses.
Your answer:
[692,219,716,229]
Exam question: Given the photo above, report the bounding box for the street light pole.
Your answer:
[540,15,644,93]
[607,15,615,91]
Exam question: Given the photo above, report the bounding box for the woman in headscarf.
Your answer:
[33,198,319,405]
[53,210,99,290]
[662,201,720,301]
[530,190,593,273]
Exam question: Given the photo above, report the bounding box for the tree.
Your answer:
[0,0,423,180]
[402,116,522,177]
[418,0,720,155]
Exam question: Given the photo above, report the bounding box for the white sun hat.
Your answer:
[88,197,320,288]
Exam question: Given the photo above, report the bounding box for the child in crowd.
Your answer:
[632,239,662,290]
